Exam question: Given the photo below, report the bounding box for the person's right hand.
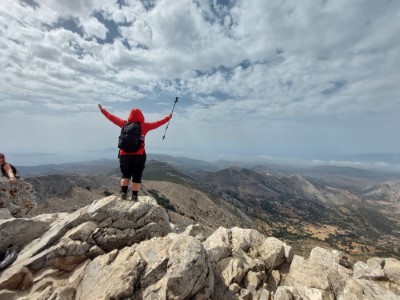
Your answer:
[9,177,16,184]
[98,104,103,110]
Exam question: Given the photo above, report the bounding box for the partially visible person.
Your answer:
[98,104,172,201]
[0,153,19,183]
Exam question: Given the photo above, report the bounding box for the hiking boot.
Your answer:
[131,195,138,202]
[120,193,127,200]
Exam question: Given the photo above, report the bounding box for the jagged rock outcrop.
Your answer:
[203,226,293,299]
[0,195,170,299]
[0,179,38,219]
[278,247,400,299]
[0,194,399,299]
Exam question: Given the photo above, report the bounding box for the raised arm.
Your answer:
[98,104,126,128]
[144,114,172,132]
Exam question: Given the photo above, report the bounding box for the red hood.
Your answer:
[128,108,145,123]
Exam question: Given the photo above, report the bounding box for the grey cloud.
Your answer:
[61,54,103,75]
[32,44,61,61]
[41,0,96,17]
[20,0,39,9]
[0,100,32,107]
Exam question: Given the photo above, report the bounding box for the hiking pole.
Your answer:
[162,97,179,140]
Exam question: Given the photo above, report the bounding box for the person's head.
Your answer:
[0,153,5,164]
[128,108,145,123]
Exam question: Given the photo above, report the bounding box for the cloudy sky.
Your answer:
[1,0,399,168]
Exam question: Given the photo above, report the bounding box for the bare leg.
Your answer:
[130,182,141,201]
[121,178,130,187]
[131,182,141,192]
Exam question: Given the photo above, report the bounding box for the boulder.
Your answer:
[258,237,287,270]
[282,247,400,300]
[203,226,232,263]
[0,195,171,295]
[204,227,292,300]
[77,233,214,300]
[182,223,207,241]
[0,180,38,218]
[0,215,56,252]
[77,248,146,300]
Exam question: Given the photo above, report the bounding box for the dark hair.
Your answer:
[0,153,4,158]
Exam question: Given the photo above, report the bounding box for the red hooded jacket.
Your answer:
[100,107,171,155]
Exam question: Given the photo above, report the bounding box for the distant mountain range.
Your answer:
[18,153,400,179]
[19,154,400,261]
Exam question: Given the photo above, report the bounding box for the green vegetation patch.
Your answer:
[147,189,176,212]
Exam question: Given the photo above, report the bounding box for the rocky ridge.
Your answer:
[0,180,399,299]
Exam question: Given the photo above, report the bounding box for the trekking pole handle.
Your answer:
[171,97,179,115]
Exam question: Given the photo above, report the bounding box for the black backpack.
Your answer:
[118,122,143,152]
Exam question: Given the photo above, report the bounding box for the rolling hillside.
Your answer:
[20,157,400,260]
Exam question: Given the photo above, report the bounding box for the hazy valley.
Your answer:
[19,155,400,261]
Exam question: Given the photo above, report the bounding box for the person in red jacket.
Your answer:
[98,104,172,201]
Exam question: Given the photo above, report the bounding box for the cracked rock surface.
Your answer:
[0,194,399,299]
[0,179,38,219]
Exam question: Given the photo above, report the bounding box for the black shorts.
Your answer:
[119,154,146,183]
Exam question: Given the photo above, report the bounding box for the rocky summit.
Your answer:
[0,181,400,299]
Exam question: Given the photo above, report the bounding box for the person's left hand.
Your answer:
[98,104,103,110]
[9,177,17,184]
